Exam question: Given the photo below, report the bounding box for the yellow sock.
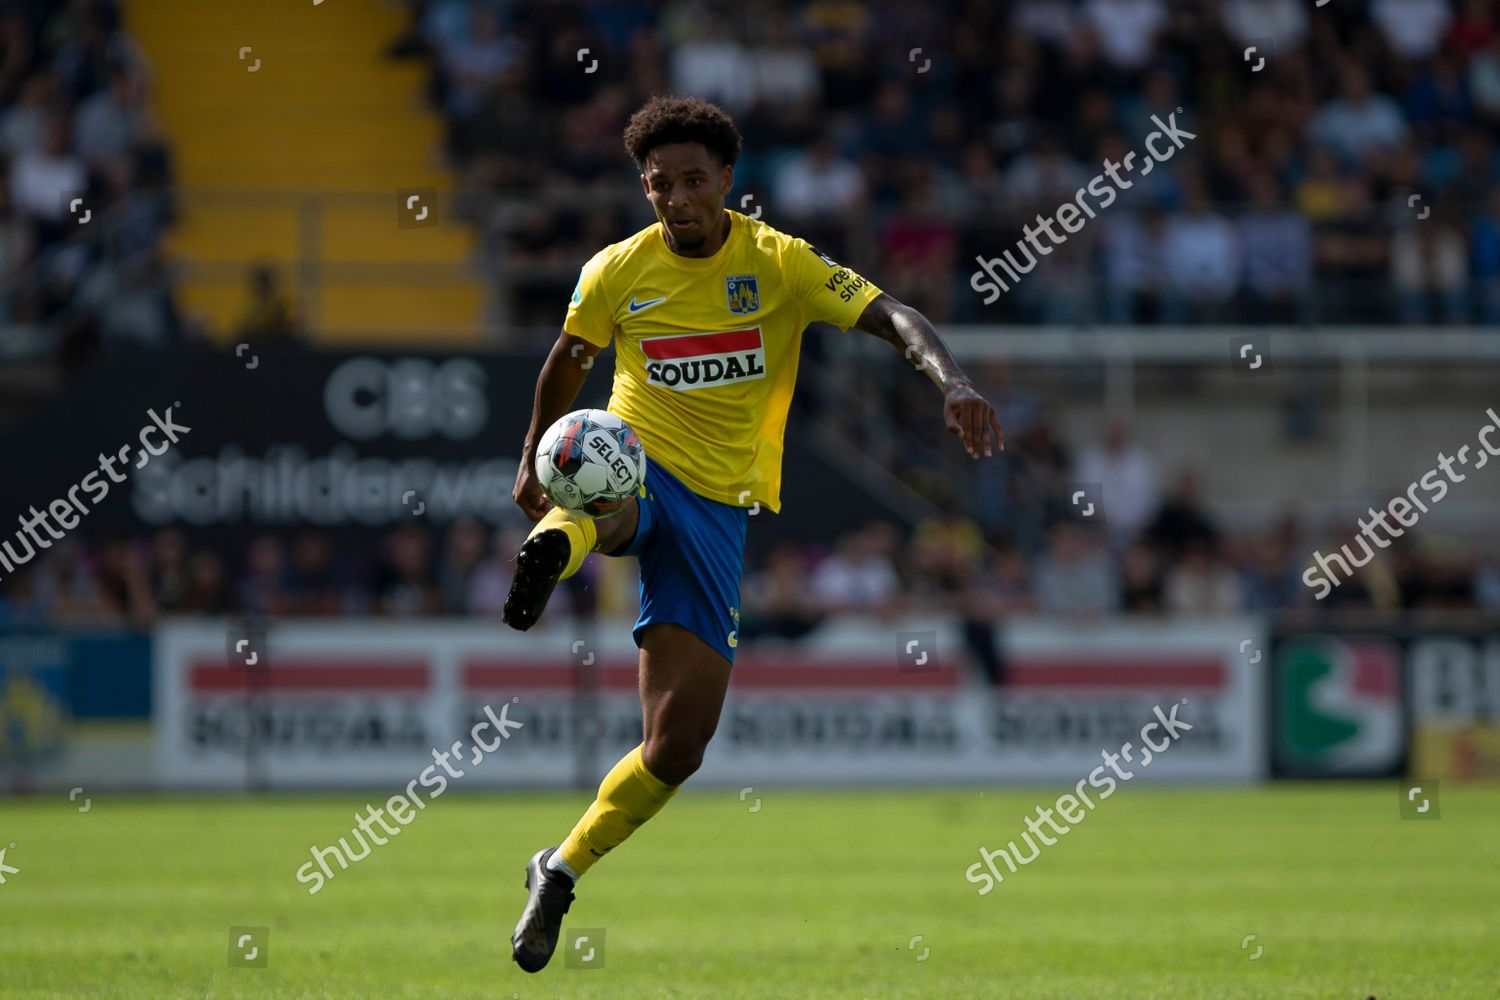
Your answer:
[530,505,597,579]
[556,744,679,877]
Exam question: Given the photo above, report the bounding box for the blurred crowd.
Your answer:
[5,0,1499,354]
[3,1,1499,664]
[0,0,178,364]
[393,0,1500,326]
[2,442,1496,645]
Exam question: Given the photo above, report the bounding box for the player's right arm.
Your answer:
[514,254,616,520]
[514,332,606,519]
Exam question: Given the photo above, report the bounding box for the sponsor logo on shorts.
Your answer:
[642,328,767,392]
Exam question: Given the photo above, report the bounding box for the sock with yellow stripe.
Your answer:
[530,504,597,579]
[551,744,679,880]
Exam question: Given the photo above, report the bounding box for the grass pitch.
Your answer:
[1,784,1497,998]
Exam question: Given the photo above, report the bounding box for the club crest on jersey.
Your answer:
[642,328,766,392]
[726,274,760,314]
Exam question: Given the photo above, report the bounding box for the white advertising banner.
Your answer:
[154,617,1267,788]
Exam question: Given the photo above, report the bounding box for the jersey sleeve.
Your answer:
[783,238,884,331]
[562,251,616,347]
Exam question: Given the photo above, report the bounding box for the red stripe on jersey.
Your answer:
[641,328,762,360]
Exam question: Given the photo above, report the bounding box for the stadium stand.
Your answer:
[2,0,1499,635]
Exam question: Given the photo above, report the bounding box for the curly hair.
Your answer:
[623,95,743,170]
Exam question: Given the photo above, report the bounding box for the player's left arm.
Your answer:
[853,293,1004,459]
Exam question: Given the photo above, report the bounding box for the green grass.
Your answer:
[1,785,1498,998]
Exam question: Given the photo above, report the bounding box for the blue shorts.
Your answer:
[615,457,748,665]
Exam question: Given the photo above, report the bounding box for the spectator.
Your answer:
[1391,215,1469,323]
[1239,173,1312,322]
[150,528,189,612]
[1403,53,1475,138]
[978,360,1044,441]
[1160,176,1242,322]
[1147,470,1220,558]
[749,20,820,108]
[0,569,43,624]
[800,0,873,109]
[911,506,983,598]
[1371,0,1454,62]
[72,69,145,168]
[953,140,1006,215]
[1,72,57,157]
[1294,149,1351,223]
[1011,0,1082,52]
[1308,67,1410,166]
[468,526,522,618]
[1399,537,1475,608]
[0,176,35,312]
[240,536,290,618]
[1082,0,1168,74]
[439,517,488,614]
[236,265,298,341]
[1163,540,1244,615]
[0,9,35,107]
[287,531,346,616]
[76,248,180,347]
[742,542,824,641]
[669,17,754,116]
[811,525,902,615]
[373,525,442,616]
[1120,541,1164,614]
[1034,524,1120,615]
[1445,126,1496,206]
[876,169,956,322]
[1472,33,1500,121]
[1471,188,1500,323]
[93,539,156,626]
[436,6,521,124]
[1451,0,1497,59]
[1074,420,1160,545]
[180,551,232,615]
[1099,211,1167,324]
[1475,553,1500,610]
[1221,0,1309,58]
[1236,525,1304,611]
[964,545,1038,619]
[1311,178,1391,322]
[36,542,113,623]
[9,115,85,226]
[774,136,866,219]
[1000,131,1089,208]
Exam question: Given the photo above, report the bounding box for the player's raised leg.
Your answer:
[502,498,637,631]
[511,623,731,972]
[558,622,731,861]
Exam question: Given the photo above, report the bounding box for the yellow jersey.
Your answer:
[563,209,883,513]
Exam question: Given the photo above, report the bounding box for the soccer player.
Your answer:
[507,95,1002,972]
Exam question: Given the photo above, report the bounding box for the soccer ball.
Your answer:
[534,408,647,517]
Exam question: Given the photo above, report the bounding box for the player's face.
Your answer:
[640,143,732,256]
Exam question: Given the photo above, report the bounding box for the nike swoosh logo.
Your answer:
[628,296,667,313]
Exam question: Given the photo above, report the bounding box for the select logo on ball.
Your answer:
[536,409,647,517]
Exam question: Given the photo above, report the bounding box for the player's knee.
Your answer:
[643,733,706,786]
[594,498,638,555]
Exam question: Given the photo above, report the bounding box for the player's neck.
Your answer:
[664,210,731,259]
